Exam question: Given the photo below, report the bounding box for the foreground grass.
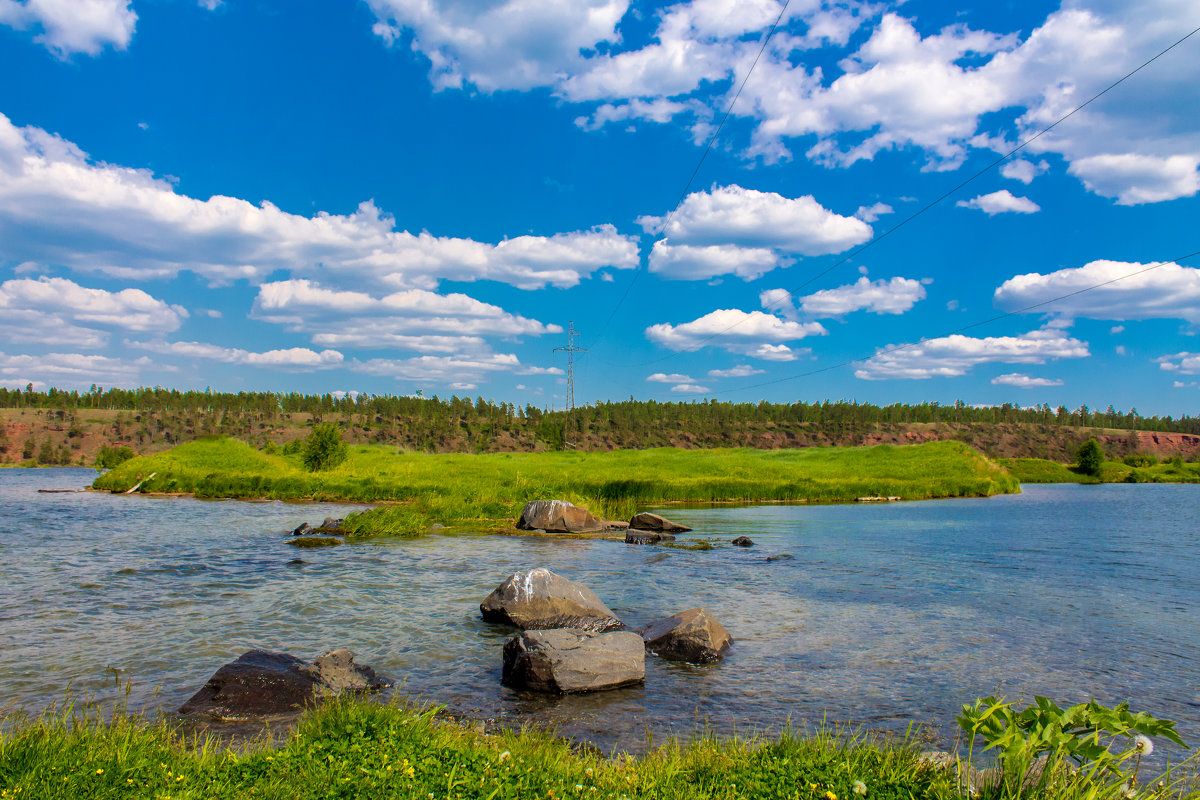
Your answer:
[998,457,1200,485]
[6,700,1192,800]
[91,438,1019,537]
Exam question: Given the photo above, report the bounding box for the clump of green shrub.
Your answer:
[301,422,348,472]
[94,445,135,470]
[1123,452,1158,467]
[1076,439,1105,476]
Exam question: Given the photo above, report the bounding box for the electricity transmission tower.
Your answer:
[553,321,586,413]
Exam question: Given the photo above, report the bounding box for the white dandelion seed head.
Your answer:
[1134,734,1154,755]
[498,751,511,762]
[853,779,868,796]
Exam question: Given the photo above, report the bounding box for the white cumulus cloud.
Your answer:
[130,340,345,370]
[991,372,1065,388]
[639,184,870,255]
[670,383,711,393]
[707,364,764,378]
[994,259,1200,323]
[251,279,560,352]
[797,276,927,317]
[1156,352,1200,375]
[855,328,1089,380]
[957,189,1041,215]
[647,242,781,281]
[646,308,826,358]
[647,372,695,383]
[0,0,136,57]
[1067,153,1200,205]
[0,113,638,290]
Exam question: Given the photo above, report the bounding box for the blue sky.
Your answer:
[1,0,1198,415]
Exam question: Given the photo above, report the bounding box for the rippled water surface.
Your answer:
[2,468,1199,756]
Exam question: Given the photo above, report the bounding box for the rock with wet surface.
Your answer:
[625,530,676,544]
[480,568,622,632]
[178,649,385,721]
[291,522,313,536]
[628,512,692,532]
[641,608,732,663]
[289,536,342,548]
[502,629,645,693]
[516,500,605,533]
[731,536,754,547]
[315,517,344,533]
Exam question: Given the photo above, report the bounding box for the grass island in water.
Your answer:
[91,437,1019,538]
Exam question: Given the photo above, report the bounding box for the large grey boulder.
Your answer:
[516,500,605,533]
[629,512,692,532]
[502,629,645,693]
[480,568,622,632]
[641,608,732,663]
[178,649,385,721]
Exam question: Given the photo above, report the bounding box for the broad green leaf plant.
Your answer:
[957,696,1188,798]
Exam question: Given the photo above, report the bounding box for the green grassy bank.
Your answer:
[998,457,1200,485]
[3,700,1191,800]
[91,438,1019,538]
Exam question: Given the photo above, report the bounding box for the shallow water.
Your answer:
[2,468,1198,759]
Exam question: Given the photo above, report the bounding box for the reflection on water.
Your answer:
[1,468,1198,757]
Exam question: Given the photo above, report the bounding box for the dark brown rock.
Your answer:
[178,649,385,721]
[731,536,754,547]
[629,512,692,532]
[516,500,605,533]
[502,629,645,693]
[625,530,676,544]
[291,522,313,536]
[641,608,732,663]
[480,568,622,632]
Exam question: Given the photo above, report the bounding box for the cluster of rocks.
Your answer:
[481,567,731,694]
[290,517,346,548]
[177,648,386,721]
[514,500,755,549]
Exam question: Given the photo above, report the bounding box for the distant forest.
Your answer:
[1,383,1199,465]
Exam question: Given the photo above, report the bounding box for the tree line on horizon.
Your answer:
[2,383,1198,436]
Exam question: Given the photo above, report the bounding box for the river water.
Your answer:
[2,468,1198,759]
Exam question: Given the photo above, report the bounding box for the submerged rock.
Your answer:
[731,536,754,547]
[502,629,645,693]
[178,649,385,721]
[480,568,622,632]
[628,513,692,532]
[625,530,676,544]
[641,608,732,663]
[765,553,793,562]
[516,500,605,533]
[289,536,342,548]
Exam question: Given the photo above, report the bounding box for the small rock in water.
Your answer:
[316,517,344,533]
[289,536,342,548]
[502,629,645,693]
[286,558,306,566]
[628,512,692,532]
[625,530,676,544]
[516,500,605,533]
[291,522,313,536]
[731,536,754,547]
[641,608,732,663]
[480,568,622,632]
[178,649,386,721]
[765,553,793,562]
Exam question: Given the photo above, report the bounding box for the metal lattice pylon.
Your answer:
[553,321,586,414]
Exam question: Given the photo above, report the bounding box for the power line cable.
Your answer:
[628,21,1200,366]
[661,248,1200,399]
[590,0,792,346]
